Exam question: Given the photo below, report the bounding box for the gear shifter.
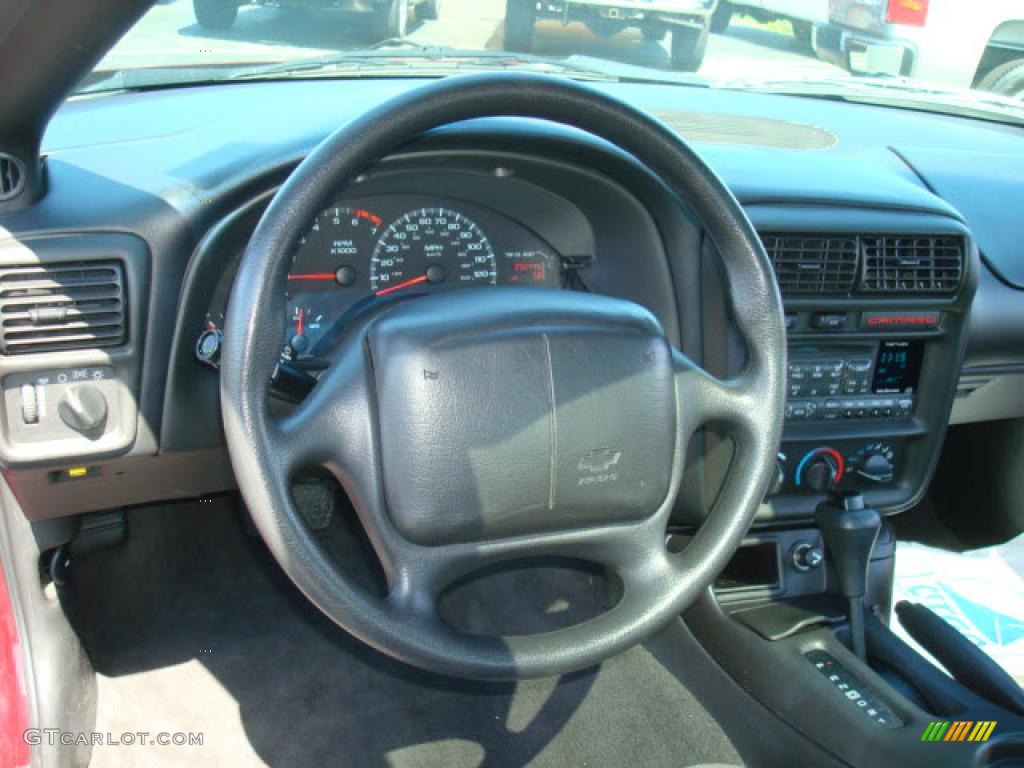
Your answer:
[815,489,881,661]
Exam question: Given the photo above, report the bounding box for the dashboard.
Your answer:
[1,77,1023,529]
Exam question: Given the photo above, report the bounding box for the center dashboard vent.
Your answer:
[861,235,963,293]
[760,233,965,297]
[761,234,859,295]
[0,262,127,355]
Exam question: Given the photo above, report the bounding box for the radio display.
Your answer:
[872,341,924,394]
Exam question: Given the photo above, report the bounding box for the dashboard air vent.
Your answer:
[761,234,859,295]
[0,154,25,201]
[861,236,963,293]
[0,262,127,355]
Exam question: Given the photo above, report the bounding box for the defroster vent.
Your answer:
[761,234,859,295]
[0,262,127,355]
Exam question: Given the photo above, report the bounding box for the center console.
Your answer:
[683,215,1024,767]
[694,210,978,524]
[686,212,994,766]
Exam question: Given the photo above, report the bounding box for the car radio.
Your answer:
[785,340,923,422]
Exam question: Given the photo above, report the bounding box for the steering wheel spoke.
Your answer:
[674,349,761,443]
[275,357,369,474]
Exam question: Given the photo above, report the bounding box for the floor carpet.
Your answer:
[65,499,744,768]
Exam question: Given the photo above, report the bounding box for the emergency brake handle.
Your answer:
[895,600,1024,716]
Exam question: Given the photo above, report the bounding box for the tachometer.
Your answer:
[284,205,382,357]
[289,206,382,290]
[370,208,496,295]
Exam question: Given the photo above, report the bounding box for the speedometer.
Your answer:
[370,208,497,296]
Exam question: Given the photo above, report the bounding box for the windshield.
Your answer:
[82,0,1024,125]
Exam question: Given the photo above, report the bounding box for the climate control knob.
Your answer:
[804,457,838,492]
[857,453,895,483]
[851,442,896,484]
[796,447,845,492]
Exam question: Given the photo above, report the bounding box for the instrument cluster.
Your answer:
[200,194,565,363]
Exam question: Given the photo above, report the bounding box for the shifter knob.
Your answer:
[815,490,881,661]
[815,491,880,600]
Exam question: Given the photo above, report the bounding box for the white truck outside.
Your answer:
[192,0,440,40]
[814,0,1024,97]
[504,0,719,71]
[710,0,829,48]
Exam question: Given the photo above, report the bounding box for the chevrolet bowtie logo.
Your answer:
[578,449,622,474]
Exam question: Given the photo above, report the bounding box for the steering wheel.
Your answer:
[221,73,785,681]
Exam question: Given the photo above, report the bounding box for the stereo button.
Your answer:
[812,313,846,331]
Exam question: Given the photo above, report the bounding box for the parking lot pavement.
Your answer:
[98,0,846,82]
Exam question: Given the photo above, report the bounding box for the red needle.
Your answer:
[374,274,429,297]
[288,273,335,281]
[296,307,305,336]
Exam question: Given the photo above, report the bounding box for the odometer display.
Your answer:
[370,208,497,294]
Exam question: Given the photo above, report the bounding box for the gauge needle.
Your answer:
[296,307,305,336]
[374,274,429,297]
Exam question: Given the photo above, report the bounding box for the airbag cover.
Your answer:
[368,288,676,546]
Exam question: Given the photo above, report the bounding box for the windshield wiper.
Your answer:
[718,75,1024,126]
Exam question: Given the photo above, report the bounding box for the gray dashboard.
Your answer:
[0,78,1021,523]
